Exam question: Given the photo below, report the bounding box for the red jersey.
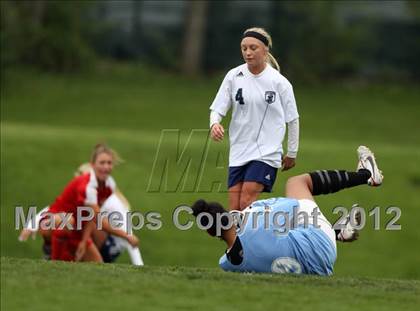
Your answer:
[49,170,116,215]
[48,169,115,261]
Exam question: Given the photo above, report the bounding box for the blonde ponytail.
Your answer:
[267,52,280,72]
[74,162,92,176]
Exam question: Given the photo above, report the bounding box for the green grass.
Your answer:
[1,64,420,308]
[2,257,420,311]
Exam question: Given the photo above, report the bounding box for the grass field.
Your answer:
[2,257,420,311]
[1,63,420,309]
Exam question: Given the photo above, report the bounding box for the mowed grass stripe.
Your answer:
[2,121,420,156]
[1,257,420,311]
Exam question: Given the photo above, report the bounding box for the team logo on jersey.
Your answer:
[265,91,276,104]
[271,257,302,274]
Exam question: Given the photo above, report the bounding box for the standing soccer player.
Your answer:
[209,27,299,211]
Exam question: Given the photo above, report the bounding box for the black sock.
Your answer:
[309,169,371,196]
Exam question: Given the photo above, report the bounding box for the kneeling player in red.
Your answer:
[46,144,139,262]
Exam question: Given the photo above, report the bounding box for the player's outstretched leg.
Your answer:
[335,146,383,241]
[285,145,383,242]
[286,145,383,198]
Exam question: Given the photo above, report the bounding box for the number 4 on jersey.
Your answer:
[235,88,245,105]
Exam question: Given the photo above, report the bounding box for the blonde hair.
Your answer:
[90,143,123,165]
[244,27,280,72]
[74,162,92,176]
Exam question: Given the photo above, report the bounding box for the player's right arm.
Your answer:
[210,111,225,141]
[209,70,234,142]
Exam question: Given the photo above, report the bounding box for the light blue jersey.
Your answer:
[219,197,337,276]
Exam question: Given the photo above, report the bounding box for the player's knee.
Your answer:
[286,175,299,188]
[288,174,309,184]
[286,174,310,190]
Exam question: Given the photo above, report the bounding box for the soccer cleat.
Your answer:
[336,206,362,242]
[357,145,383,186]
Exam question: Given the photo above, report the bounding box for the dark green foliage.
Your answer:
[1,1,94,72]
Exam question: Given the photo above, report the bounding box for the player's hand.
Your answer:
[18,229,36,242]
[210,123,224,142]
[282,156,296,171]
[75,240,87,262]
[126,234,139,247]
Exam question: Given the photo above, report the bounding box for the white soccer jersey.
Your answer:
[210,63,299,168]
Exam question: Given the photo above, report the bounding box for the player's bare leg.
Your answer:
[239,181,264,211]
[285,174,314,201]
[91,228,108,250]
[228,182,243,210]
[82,243,103,262]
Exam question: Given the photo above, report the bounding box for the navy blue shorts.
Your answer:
[228,161,278,192]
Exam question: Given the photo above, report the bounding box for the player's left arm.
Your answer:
[283,118,299,171]
[279,81,299,171]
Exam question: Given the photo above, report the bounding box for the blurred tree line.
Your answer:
[1,0,94,71]
[1,0,419,82]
